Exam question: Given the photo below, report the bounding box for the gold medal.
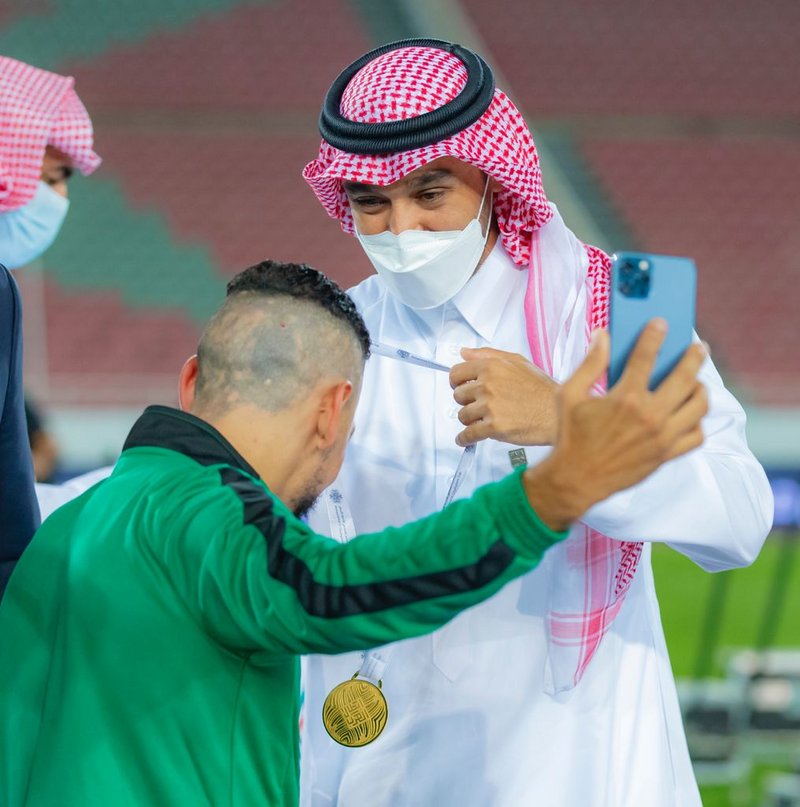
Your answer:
[322,672,388,747]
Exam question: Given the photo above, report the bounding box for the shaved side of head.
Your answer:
[193,261,369,418]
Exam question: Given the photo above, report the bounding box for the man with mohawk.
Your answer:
[301,38,773,806]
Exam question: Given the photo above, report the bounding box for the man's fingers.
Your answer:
[456,402,485,427]
[455,420,493,447]
[451,348,537,389]
[663,383,709,442]
[617,319,668,390]
[653,343,707,413]
[562,330,609,401]
[460,346,517,362]
[663,425,705,462]
[453,383,479,406]
[449,360,483,389]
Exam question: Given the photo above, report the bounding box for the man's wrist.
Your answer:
[522,454,592,532]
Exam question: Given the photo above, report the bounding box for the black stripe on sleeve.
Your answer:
[218,467,515,619]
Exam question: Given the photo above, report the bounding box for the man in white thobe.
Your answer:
[298,39,773,806]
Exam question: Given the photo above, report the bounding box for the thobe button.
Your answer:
[449,345,461,356]
[447,407,459,419]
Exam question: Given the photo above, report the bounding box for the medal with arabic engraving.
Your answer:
[322,673,388,747]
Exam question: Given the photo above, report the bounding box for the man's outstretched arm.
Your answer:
[158,321,709,656]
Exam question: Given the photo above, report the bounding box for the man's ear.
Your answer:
[316,379,354,449]
[178,355,199,412]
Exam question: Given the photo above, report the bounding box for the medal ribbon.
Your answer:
[325,341,476,685]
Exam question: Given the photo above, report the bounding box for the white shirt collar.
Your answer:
[448,239,524,342]
[377,239,525,350]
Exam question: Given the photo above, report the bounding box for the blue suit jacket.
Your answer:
[0,265,40,596]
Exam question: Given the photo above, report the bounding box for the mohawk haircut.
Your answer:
[194,260,370,417]
[226,261,370,359]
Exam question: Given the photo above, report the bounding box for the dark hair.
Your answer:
[226,260,370,359]
[24,397,43,442]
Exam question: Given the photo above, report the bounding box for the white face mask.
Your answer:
[0,180,70,269]
[355,178,492,310]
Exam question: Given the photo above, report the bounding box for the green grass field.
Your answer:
[653,535,800,805]
[654,536,800,677]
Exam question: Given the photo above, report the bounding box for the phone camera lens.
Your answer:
[618,258,651,299]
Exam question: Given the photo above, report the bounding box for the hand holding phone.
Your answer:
[528,321,708,529]
[608,252,697,389]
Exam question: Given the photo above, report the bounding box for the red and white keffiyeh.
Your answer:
[0,56,100,213]
[304,44,644,692]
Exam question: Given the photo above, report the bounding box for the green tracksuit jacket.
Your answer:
[0,406,566,806]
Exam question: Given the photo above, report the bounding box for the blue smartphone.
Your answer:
[608,252,696,389]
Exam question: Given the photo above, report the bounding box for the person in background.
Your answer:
[299,38,774,806]
[25,396,112,520]
[23,397,59,483]
[0,56,100,595]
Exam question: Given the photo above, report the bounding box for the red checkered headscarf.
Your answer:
[0,56,100,213]
[304,43,643,692]
[303,45,553,265]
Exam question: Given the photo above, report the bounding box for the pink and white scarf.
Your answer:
[303,44,643,692]
[0,56,100,213]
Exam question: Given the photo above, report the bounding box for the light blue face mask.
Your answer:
[0,180,70,269]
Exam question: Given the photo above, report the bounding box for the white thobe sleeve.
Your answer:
[581,353,774,572]
[36,465,114,522]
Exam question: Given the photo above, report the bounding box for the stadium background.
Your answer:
[2,1,798,803]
